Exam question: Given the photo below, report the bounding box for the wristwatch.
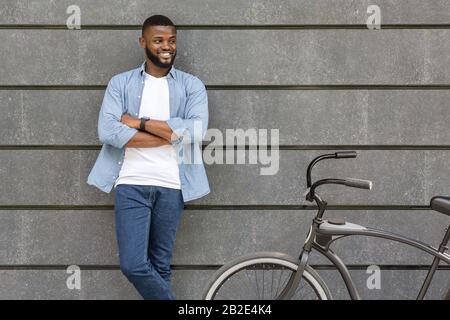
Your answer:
[139,117,150,131]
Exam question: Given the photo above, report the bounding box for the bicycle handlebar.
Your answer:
[343,178,373,190]
[305,151,373,202]
[306,151,357,188]
[335,151,357,159]
[306,177,373,202]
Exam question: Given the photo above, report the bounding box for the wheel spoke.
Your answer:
[262,268,265,299]
[274,268,285,298]
[254,269,260,299]
[270,269,274,298]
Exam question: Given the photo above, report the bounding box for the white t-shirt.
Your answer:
[114,72,181,189]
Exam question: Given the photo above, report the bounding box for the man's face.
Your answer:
[140,25,177,69]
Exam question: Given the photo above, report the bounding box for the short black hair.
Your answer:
[142,15,176,35]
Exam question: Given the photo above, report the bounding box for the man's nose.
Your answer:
[161,41,171,50]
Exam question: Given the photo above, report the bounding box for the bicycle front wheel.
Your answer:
[203,252,332,300]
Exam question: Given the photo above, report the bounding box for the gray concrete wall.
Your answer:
[0,0,449,300]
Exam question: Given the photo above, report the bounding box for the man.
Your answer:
[87,15,210,300]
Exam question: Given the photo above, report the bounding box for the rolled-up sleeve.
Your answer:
[97,77,138,149]
[166,77,208,145]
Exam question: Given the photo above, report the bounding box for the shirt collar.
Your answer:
[139,61,177,80]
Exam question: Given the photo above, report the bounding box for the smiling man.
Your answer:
[87,15,210,300]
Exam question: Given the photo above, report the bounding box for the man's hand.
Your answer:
[121,113,140,129]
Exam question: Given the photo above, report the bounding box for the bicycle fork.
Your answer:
[277,237,315,300]
[278,199,327,300]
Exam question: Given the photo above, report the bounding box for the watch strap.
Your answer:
[140,117,150,131]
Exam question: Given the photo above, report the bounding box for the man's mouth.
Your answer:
[159,52,173,59]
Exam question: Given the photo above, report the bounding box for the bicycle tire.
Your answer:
[202,251,332,300]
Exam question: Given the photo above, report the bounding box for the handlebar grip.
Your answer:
[335,151,357,159]
[344,178,373,190]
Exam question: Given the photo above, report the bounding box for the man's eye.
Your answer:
[154,40,161,43]
[170,40,176,45]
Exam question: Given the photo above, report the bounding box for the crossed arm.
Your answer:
[120,114,175,148]
[98,76,208,150]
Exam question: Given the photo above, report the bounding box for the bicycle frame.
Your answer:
[279,195,450,300]
[313,220,450,300]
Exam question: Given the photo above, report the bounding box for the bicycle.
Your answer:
[202,151,450,300]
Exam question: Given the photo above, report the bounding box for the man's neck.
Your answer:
[145,60,170,78]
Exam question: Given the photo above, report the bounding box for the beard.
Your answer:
[145,47,177,69]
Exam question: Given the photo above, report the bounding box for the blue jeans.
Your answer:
[114,184,184,300]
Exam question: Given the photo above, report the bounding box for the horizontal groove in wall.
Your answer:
[207,85,450,90]
[0,145,102,150]
[2,85,450,90]
[0,264,447,271]
[1,145,450,151]
[0,205,430,211]
[1,24,450,30]
[185,205,430,211]
[0,85,106,90]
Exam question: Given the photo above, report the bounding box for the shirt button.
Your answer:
[118,161,121,165]
[138,96,141,98]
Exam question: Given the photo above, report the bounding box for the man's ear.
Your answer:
[138,36,146,49]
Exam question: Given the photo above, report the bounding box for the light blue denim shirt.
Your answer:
[87,62,210,202]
